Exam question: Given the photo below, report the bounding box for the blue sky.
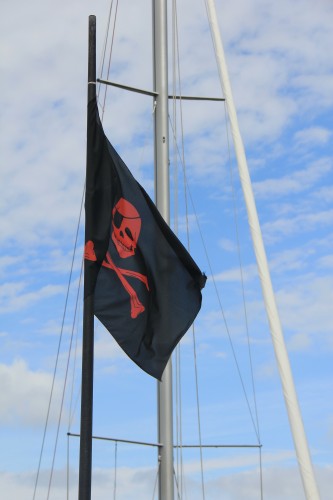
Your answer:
[1,0,332,498]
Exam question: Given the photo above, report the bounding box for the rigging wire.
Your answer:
[169,0,264,494]
[100,0,119,121]
[151,461,160,500]
[191,324,206,500]
[168,116,261,444]
[98,0,115,91]
[171,1,206,497]
[204,0,263,493]
[66,260,84,498]
[113,441,118,500]
[259,445,264,500]
[67,268,83,430]
[174,347,182,491]
[46,236,85,500]
[223,100,261,440]
[32,185,85,500]
[66,432,70,500]
[223,100,263,497]
[168,68,264,491]
[169,115,264,496]
[202,0,263,444]
[173,467,182,500]
[171,0,182,496]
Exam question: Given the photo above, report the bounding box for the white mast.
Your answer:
[153,1,174,499]
[204,1,320,499]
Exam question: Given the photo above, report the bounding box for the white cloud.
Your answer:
[218,238,237,252]
[0,256,21,277]
[313,185,333,203]
[1,460,331,500]
[213,264,258,283]
[256,359,278,379]
[262,208,333,243]
[0,359,61,426]
[253,158,332,199]
[211,0,333,144]
[0,281,65,313]
[287,332,312,352]
[184,449,295,476]
[94,328,126,361]
[215,350,227,359]
[317,254,333,270]
[37,319,72,337]
[294,127,331,149]
[276,275,333,341]
[269,248,313,274]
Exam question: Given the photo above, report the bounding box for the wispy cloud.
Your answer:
[262,208,333,243]
[253,158,332,199]
[294,126,331,149]
[276,275,333,341]
[213,264,258,283]
[0,281,65,313]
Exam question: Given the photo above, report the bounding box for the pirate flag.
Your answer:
[84,96,206,380]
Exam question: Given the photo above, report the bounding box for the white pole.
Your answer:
[205,1,320,499]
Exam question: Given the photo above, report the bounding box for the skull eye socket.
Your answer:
[125,227,134,241]
[113,210,123,229]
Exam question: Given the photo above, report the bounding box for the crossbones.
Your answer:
[85,198,149,319]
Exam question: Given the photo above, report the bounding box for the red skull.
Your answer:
[111,198,141,258]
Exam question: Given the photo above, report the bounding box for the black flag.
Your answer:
[85,97,206,379]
